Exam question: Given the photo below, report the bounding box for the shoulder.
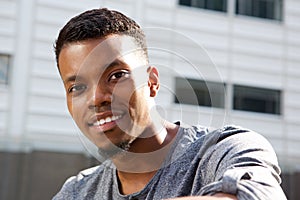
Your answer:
[197,125,279,176]
[183,124,276,160]
[215,125,274,152]
[53,160,113,199]
[181,124,251,146]
[74,165,101,181]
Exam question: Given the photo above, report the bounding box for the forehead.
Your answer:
[58,35,147,81]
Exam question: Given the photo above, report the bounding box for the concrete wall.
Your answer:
[0,151,99,200]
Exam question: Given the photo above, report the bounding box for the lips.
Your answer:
[87,111,125,133]
[91,115,122,126]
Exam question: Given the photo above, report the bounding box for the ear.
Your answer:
[147,66,160,97]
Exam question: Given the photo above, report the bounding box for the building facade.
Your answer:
[0,0,300,199]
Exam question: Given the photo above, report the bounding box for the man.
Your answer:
[53,8,287,200]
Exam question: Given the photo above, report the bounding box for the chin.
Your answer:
[96,139,133,159]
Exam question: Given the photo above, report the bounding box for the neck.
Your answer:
[113,120,179,194]
[112,120,178,172]
[117,170,157,195]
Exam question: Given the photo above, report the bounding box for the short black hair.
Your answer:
[54,8,148,67]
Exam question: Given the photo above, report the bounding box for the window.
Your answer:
[175,77,226,108]
[236,0,283,20]
[233,85,281,114]
[179,0,228,12]
[0,54,10,85]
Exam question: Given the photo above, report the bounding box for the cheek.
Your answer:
[113,81,135,104]
[128,89,148,114]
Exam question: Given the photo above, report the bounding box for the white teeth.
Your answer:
[93,115,121,126]
[99,119,105,125]
[105,117,112,123]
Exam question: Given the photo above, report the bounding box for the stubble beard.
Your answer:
[97,136,136,160]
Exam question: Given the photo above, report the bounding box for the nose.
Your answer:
[88,83,112,112]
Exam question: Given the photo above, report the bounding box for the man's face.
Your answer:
[58,35,158,156]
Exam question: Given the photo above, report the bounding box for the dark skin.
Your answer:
[58,35,237,200]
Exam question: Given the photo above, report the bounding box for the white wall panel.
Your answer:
[25,132,83,152]
[0,0,17,18]
[0,18,16,36]
[148,54,172,68]
[28,95,68,116]
[285,11,300,29]
[178,29,229,51]
[285,107,300,123]
[285,91,300,108]
[232,53,283,73]
[286,76,300,91]
[0,111,7,131]
[287,124,300,140]
[102,0,135,17]
[232,68,283,89]
[232,37,283,57]
[233,19,283,41]
[29,76,65,97]
[37,0,100,12]
[144,28,174,53]
[287,140,300,157]
[33,40,55,60]
[175,9,229,33]
[169,105,227,128]
[144,6,174,26]
[0,90,8,108]
[285,0,300,15]
[26,114,77,135]
[287,60,300,76]
[32,58,59,79]
[34,23,60,42]
[35,5,79,26]
[173,60,223,82]
[287,29,300,46]
[0,36,15,53]
[204,49,229,72]
[145,0,176,8]
[287,45,300,61]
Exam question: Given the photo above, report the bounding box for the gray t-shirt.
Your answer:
[53,125,287,200]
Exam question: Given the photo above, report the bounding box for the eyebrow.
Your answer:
[63,59,126,84]
[63,75,78,84]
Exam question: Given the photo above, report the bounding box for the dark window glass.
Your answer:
[179,0,192,6]
[233,85,281,114]
[179,0,228,12]
[0,54,10,85]
[236,0,283,20]
[175,77,226,108]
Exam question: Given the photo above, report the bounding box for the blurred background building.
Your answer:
[0,0,300,199]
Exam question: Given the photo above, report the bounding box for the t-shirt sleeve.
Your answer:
[196,126,287,200]
[52,176,76,200]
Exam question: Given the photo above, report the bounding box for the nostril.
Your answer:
[89,103,111,113]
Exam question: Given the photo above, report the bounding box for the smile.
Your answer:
[92,115,122,126]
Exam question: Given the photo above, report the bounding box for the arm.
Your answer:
[167,193,237,199]
[195,127,287,200]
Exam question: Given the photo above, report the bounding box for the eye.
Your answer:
[68,84,87,95]
[108,70,130,82]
